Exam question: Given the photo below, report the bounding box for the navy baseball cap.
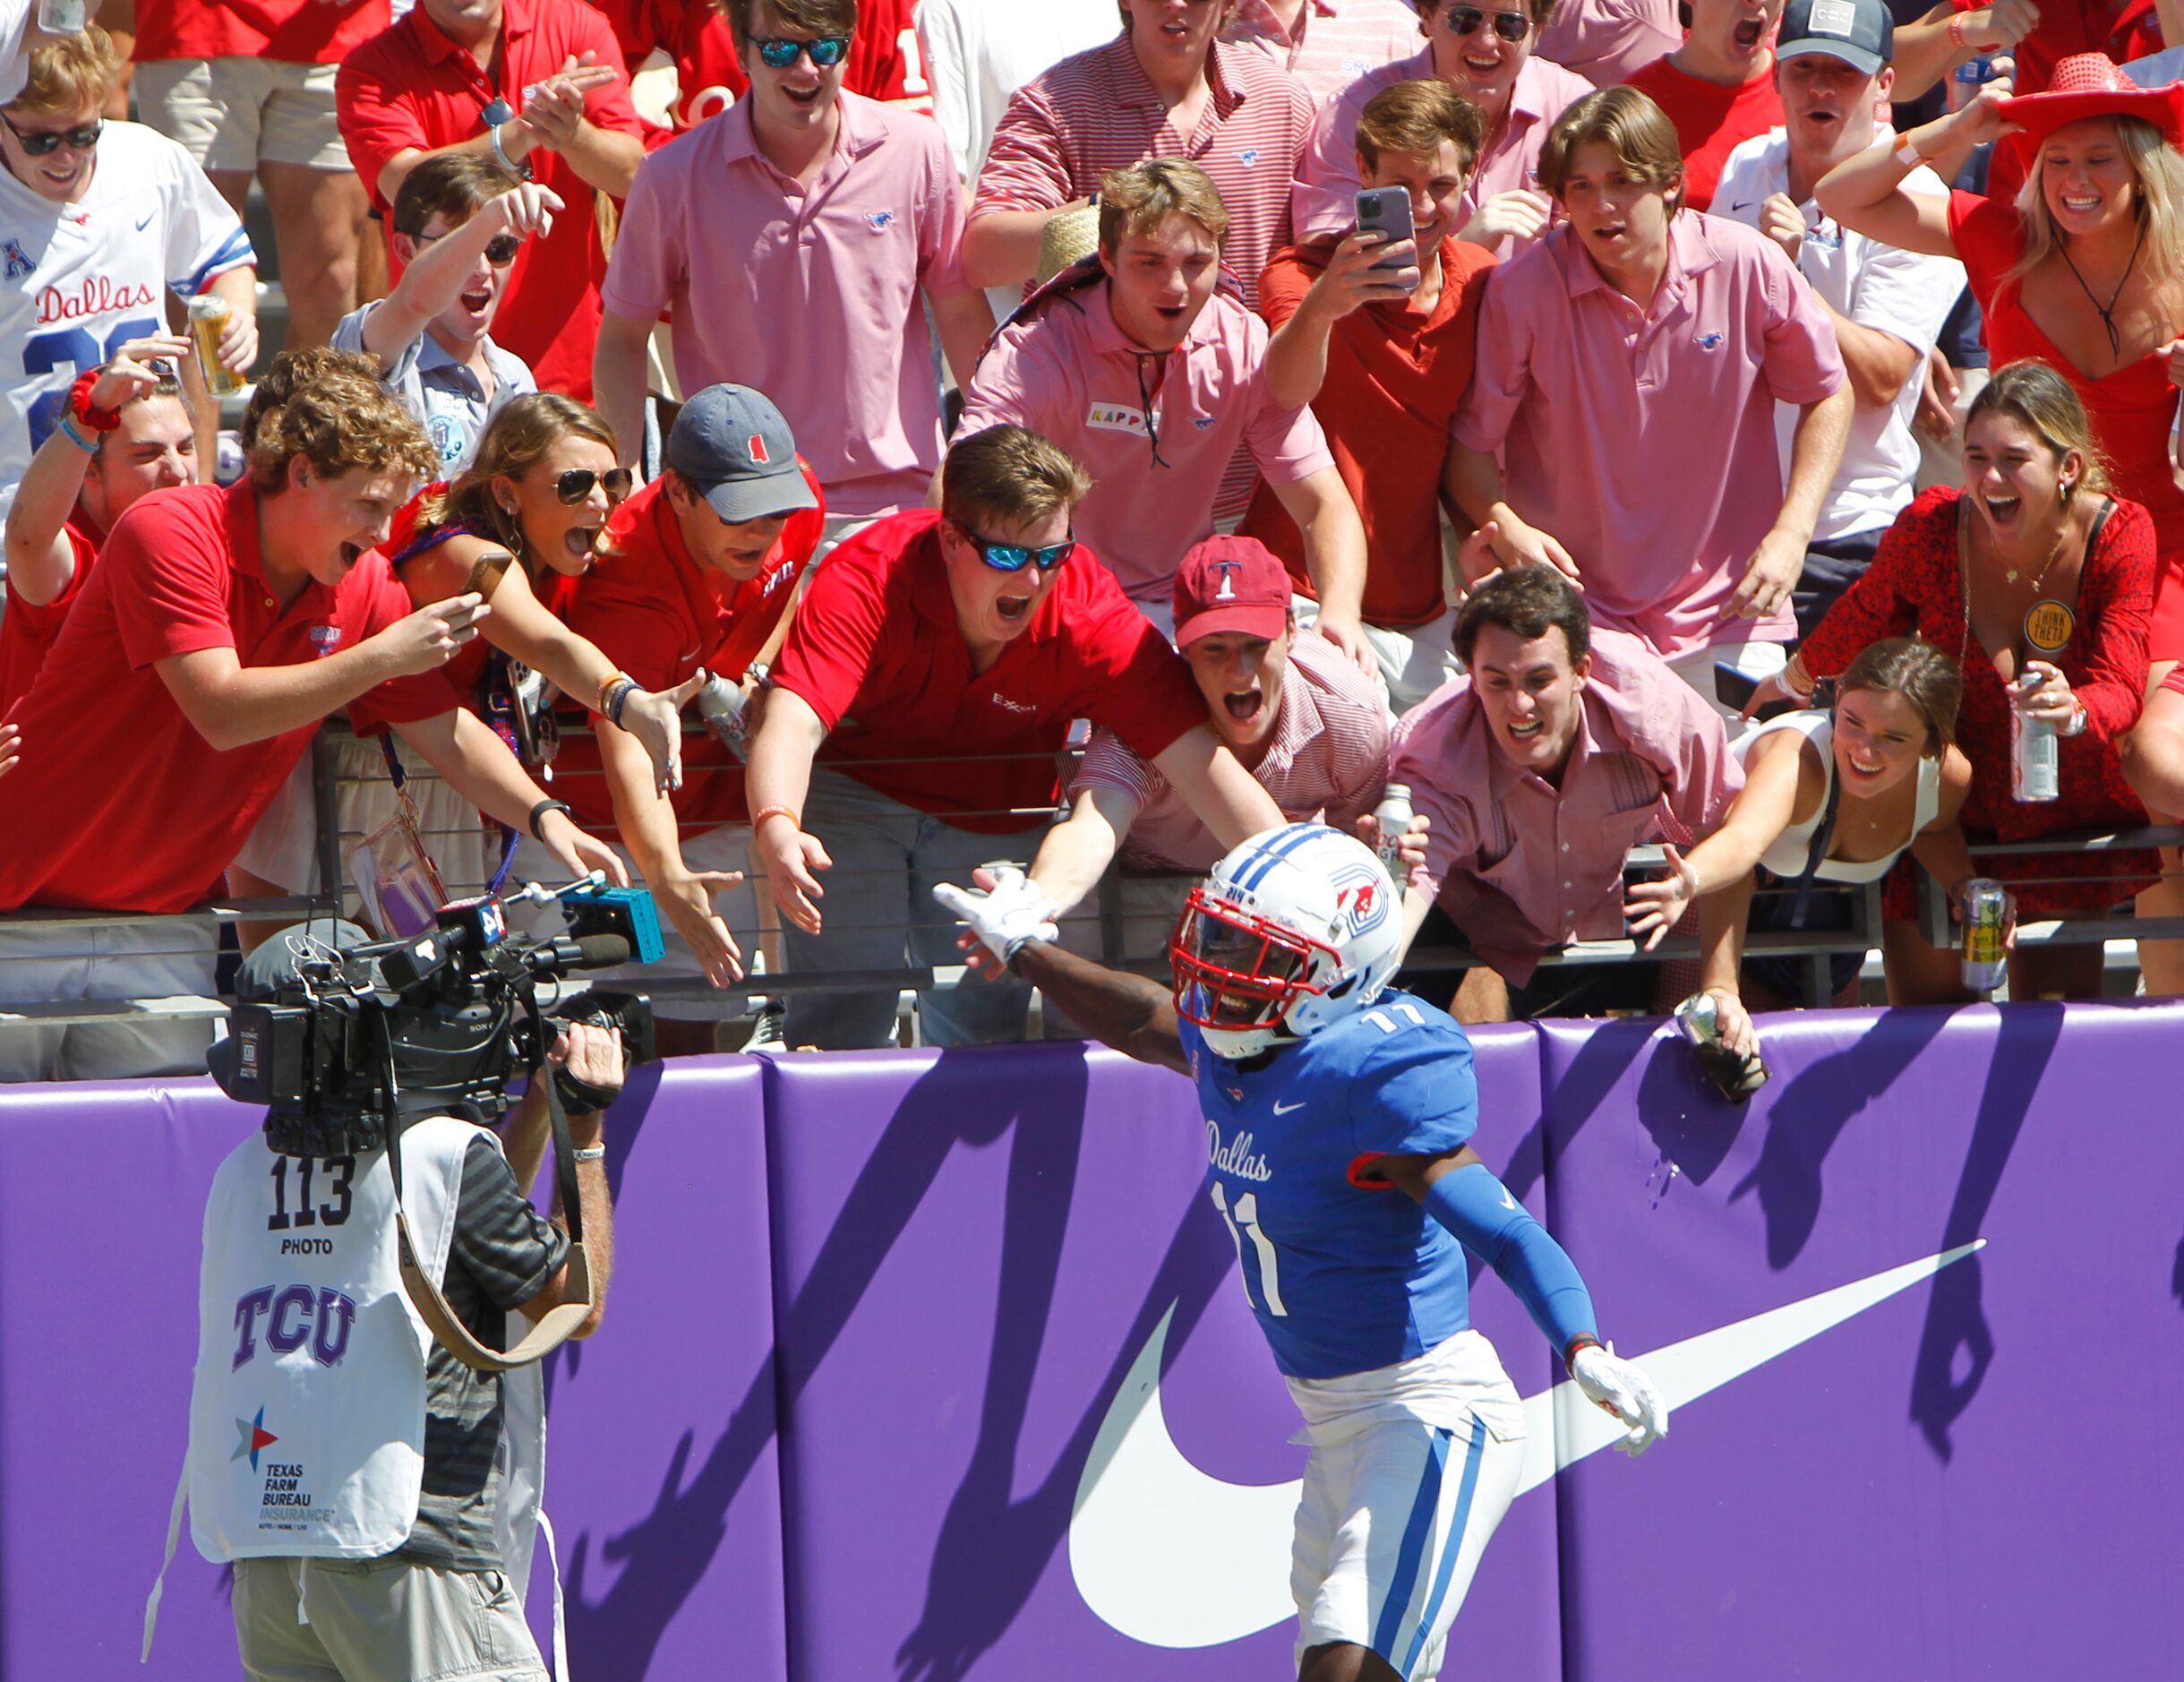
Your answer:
[1776,0,1893,74]
[665,384,820,525]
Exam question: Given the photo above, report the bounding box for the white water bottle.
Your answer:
[1373,784,1412,879]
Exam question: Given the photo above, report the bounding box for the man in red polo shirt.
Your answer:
[745,422,1284,1050]
[1244,78,1497,714]
[0,335,195,716]
[0,348,624,1083]
[337,0,647,399]
[1626,0,1789,212]
[510,384,822,1038]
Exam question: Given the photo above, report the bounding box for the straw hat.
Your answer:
[1034,201,1102,286]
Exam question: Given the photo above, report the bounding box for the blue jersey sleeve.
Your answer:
[1343,999,1479,1161]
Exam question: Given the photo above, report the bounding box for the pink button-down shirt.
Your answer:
[973,36,1314,308]
[1290,49,1594,253]
[601,90,969,519]
[1453,211,1846,658]
[1389,628,1743,983]
[1070,630,1388,870]
[955,279,1333,604]
[1223,0,1420,107]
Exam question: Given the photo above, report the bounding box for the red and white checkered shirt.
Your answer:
[972,35,1316,307]
[1069,631,1389,871]
[1222,0,1421,107]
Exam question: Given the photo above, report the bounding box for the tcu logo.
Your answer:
[232,1285,358,1371]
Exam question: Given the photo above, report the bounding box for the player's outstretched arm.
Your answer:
[933,871,1189,1076]
[1376,1149,1668,1455]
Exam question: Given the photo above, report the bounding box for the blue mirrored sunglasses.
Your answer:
[755,35,852,69]
[962,526,1076,572]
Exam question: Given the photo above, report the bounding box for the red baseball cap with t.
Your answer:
[1172,536,1291,646]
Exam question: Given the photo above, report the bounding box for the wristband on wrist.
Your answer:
[489,121,532,180]
[606,681,635,728]
[752,803,800,832]
[571,1143,607,1162]
[1948,12,1969,48]
[1893,134,1926,171]
[527,797,572,842]
[67,369,120,432]
[594,671,634,715]
[1784,650,1818,699]
[55,414,98,454]
[1565,1333,1604,1376]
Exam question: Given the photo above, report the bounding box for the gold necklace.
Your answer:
[1997,520,2071,590]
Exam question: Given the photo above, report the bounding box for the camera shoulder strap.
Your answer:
[381,1010,596,1373]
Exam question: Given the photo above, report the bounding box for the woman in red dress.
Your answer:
[1819,52,2184,987]
[1760,361,2155,1002]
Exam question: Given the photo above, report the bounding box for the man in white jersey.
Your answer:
[0,25,253,503]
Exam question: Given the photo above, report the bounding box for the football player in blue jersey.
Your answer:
[937,822,1666,1682]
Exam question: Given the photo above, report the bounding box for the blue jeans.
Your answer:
[783,768,1052,1050]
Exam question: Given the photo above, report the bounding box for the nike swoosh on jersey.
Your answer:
[135,210,154,230]
[1271,1099,1306,1115]
[1068,1240,1984,1649]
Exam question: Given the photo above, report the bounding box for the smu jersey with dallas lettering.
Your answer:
[0,121,253,498]
[1185,990,1480,1380]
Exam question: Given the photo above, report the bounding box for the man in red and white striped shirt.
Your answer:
[1222,0,1418,105]
[1012,536,1389,961]
[964,0,1315,306]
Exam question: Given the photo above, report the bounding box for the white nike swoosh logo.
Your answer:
[1271,1099,1305,1115]
[1499,1189,1518,1211]
[1068,1240,1983,1649]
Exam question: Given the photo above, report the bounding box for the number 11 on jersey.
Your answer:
[1211,1182,1287,1317]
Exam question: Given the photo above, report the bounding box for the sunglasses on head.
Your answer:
[1444,5,1532,41]
[754,35,852,69]
[556,467,633,504]
[2,112,101,155]
[413,228,523,266]
[957,523,1075,572]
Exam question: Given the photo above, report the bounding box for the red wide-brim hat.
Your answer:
[1997,52,2184,174]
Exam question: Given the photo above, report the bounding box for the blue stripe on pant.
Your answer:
[1367,1424,1490,1679]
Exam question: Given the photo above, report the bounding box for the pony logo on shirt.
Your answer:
[1087,403,1149,437]
[1193,416,1215,430]
[309,625,343,656]
[1,239,30,280]
[1696,331,1725,350]
[1238,148,1260,167]
[865,210,897,232]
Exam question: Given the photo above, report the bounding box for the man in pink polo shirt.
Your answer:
[1390,567,1742,1022]
[955,158,1375,668]
[1291,0,1593,257]
[1449,85,1851,711]
[1624,0,1789,212]
[594,0,994,547]
[746,423,1284,1050]
[1223,0,1418,105]
[1004,536,1387,965]
[964,0,1315,307]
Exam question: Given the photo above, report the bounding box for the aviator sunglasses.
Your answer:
[413,228,524,266]
[1443,5,1533,41]
[556,468,634,504]
[2,112,101,155]
[957,523,1076,572]
[755,36,852,69]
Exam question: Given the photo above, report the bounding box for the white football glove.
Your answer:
[1572,1343,1668,1456]
[932,866,1059,966]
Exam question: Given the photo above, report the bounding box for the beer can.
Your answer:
[1372,783,1412,880]
[1674,990,1725,1050]
[1673,991,1769,1101]
[695,670,750,760]
[2011,704,2059,802]
[1961,878,2008,993]
[188,294,244,399]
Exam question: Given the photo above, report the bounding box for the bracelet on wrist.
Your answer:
[1948,12,1969,48]
[571,1144,607,1163]
[527,797,572,843]
[67,369,121,432]
[1783,651,1818,699]
[489,121,532,181]
[752,803,800,832]
[594,671,634,715]
[55,414,99,454]
[1893,134,1926,172]
[606,680,635,728]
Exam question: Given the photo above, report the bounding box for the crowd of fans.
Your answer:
[4,0,2184,1081]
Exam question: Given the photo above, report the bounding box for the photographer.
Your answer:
[174,923,625,1682]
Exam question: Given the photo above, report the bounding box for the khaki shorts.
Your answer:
[134,56,349,174]
[233,1554,546,1682]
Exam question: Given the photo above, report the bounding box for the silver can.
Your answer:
[2011,704,2059,803]
[1372,783,1412,880]
[1674,991,1769,1102]
[1961,878,2008,993]
[695,671,750,760]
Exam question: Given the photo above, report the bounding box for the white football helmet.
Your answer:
[1169,823,1403,1060]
